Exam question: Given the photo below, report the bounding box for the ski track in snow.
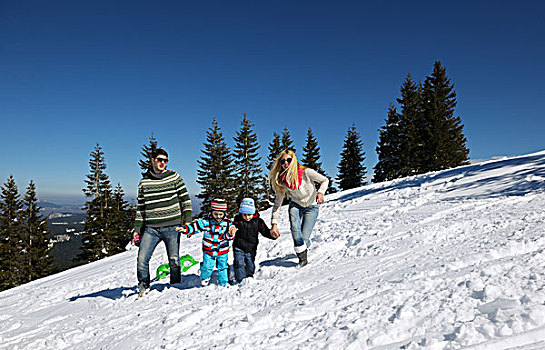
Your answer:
[2,151,545,349]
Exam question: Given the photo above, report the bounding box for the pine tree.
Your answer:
[0,176,24,291]
[374,74,423,182]
[232,114,266,210]
[301,128,324,172]
[301,128,336,193]
[337,125,367,191]
[80,184,132,262]
[266,132,282,170]
[264,132,283,207]
[83,143,111,198]
[107,184,134,255]
[197,118,236,216]
[79,193,111,263]
[21,180,55,282]
[375,65,469,181]
[78,143,113,263]
[258,176,273,209]
[420,61,469,172]
[397,74,423,176]
[281,127,296,153]
[139,133,159,173]
[374,104,403,182]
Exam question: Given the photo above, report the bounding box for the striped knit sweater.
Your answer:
[134,170,192,233]
[180,217,234,257]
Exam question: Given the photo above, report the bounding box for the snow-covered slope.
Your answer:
[2,151,545,350]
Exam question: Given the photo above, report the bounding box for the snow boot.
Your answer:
[200,278,211,287]
[138,287,149,298]
[296,250,308,267]
[137,281,150,298]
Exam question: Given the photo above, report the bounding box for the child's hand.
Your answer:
[228,226,238,237]
[176,225,192,238]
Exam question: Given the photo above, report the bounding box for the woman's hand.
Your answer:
[317,193,325,204]
[271,224,280,238]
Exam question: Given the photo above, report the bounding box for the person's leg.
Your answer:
[288,202,305,250]
[233,247,246,283]
[217,254,229,286]
[300,205,319,248]
[200,254,215,283]
[161,226,181,284]
[289,202,308,266]
[137,227,161,291]
[245,250,256,278]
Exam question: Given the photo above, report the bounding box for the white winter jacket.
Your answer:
[271,168,329,225]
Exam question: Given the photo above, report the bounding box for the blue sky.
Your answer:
[1,1,544,204]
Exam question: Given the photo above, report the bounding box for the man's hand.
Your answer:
[176,225,193,237]
[132,230,141,246]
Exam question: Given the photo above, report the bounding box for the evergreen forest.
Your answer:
[0,61,469,291]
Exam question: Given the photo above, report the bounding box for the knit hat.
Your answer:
[210,198,227,212]
[239,198,256,214]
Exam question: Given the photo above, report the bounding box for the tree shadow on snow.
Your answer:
[260,254,298,268]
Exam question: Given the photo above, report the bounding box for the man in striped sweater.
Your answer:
[134,148,192,296]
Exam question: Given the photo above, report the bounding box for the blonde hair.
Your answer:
[268,150,307,197]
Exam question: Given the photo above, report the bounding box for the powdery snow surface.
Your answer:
[2,151,545,350]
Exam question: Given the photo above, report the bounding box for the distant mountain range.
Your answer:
[37,200,84,217]
[37,196,202,218]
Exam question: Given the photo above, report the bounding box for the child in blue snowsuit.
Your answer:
[177,199,235,286]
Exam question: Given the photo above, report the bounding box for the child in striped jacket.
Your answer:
[177,199,236,287]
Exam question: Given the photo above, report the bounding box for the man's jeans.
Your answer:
[201,253,229,286]
[233,247,256,283]
[288,201,319,253]
[137,225,180,290]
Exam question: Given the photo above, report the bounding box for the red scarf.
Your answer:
[281,168,304,190]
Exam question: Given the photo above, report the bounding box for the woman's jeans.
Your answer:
[201,253,229,286]
[233,247,256,283]
[288,201,319,253]
[137,226,181,290]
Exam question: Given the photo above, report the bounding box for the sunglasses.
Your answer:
[280,158,292,165]
[155,158,168,163]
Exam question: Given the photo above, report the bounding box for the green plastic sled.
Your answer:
[156,254,199,280]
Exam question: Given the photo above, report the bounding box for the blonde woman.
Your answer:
[269,150,329,267]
